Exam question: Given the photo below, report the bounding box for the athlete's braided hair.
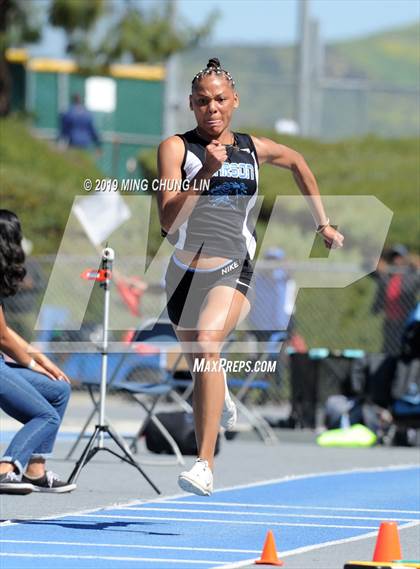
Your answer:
[192,58,235,90]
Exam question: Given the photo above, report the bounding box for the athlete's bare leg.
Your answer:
[175,285,250,470]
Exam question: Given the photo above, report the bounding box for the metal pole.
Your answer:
[57,72,69,114]
[296,0,311,136]
[25,70,35,116]
[163,0,179,138]
[309,18,324,137]
[98,247,114,447]
[67,244,161,494]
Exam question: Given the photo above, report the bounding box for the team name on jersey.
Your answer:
[214,162,255,180]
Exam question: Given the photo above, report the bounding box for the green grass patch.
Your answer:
[0,116,103,254]
[1,118,417,350]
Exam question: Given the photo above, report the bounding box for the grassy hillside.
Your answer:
[0,117,103,254]
[182,22,419,87]
[139,131,418,351]
[2,117,416,254]
[1,118,417,350]
[140,130,419,252]
[177,22,419,136]
[329,23,420,86]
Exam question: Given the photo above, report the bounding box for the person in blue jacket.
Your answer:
[59,94,101,150]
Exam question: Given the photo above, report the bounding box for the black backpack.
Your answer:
[400,304,420,359]
[144,411,220,456]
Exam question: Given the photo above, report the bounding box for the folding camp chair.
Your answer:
[64,319,192,466]
[123,325,280,447]
[121,319,193,464]
[222,331,285,444]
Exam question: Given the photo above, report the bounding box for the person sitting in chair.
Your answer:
[0,210,76,495]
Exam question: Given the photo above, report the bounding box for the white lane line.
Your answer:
[0,499,148,529]
[160,500,420,516]
[120,506,418,522]
[0,487,189,528]
[218,520,420,569]
[213,463,420,495]
[0,540,260,554]
[1,463,417,530]
[0,553,227,565]
[76,514,379,530]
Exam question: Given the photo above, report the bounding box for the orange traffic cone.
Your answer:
[372,521,402,562]
[255,530,284,566]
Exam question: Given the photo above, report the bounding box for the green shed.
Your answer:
[9,51,164,178]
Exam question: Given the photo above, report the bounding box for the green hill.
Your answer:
[177,22,419,136]
[183,21,419,87]
[0,117,102,253]
[2,117,417,253]
[328,22,420,86]
[140,130,419,252]
[1,118,418,350]
[140,131,418,351]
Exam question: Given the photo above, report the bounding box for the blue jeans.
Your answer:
[0,356,71,475]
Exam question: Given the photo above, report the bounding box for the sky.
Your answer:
[178,0,420,44]
[30,0,420,57]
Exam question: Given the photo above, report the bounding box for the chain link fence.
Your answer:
[169,52,419,140]
[3,255,419,409]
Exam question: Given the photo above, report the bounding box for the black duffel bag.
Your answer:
[144,411,220,456]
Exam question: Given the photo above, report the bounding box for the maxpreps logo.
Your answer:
[214,162,255,180]
[221,260,239,275]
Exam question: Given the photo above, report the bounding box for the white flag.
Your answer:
[73,193,131,246]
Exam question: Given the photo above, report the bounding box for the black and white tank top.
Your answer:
[164,129,260,260]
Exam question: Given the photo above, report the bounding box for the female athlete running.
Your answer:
[158,58,344,496]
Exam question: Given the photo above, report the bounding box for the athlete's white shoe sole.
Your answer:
[178,473,213,496]
[178,459,214,496]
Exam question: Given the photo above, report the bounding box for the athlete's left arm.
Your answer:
[251,136,344,249]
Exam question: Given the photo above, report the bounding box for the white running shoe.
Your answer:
[220,370,237,431]
[178,459,213,496]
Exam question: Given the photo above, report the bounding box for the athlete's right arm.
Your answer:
[157,136,226,234]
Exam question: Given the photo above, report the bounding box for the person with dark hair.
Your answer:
[58,93,101,150]
[372,245,420,355]
[158,58,344,496]
[3,239,45,339]
[0,210,76,495]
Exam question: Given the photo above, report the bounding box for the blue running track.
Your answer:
[0,465,419,569]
